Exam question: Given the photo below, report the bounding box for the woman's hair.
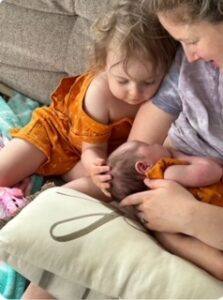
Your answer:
[107,141,147,202]
[90,0,178,73]
[144,0,223,23]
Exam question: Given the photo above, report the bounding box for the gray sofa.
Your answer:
[0,1,223,299]
[0,0,115,104]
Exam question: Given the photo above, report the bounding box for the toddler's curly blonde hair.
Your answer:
[90,0,178,73]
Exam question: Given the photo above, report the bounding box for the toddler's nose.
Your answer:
[184,45,200,63]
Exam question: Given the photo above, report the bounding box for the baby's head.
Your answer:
[108,140,170,201]
[90,0,178,83]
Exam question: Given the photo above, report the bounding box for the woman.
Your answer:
[121,0,223,279]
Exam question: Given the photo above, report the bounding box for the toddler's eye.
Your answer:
[117,80,128,85]
[143,80,155,86]
[186,40,198,45]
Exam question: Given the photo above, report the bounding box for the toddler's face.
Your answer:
[105,50,165,105]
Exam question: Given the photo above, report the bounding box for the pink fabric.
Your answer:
[0,187,28,221]
[0,135,32,221]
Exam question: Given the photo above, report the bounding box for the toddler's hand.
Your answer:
[90,158,112,197]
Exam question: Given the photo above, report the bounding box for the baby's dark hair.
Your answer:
[108,141,147,202]
[90,0,178,73]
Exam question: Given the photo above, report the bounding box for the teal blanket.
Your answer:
[0,262,27,300]
[0,93,44,299]
[0,94,40,138]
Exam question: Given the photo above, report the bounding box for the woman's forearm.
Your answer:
[128,101,175,144]
[155,232,223,280]
[186,201,223,250]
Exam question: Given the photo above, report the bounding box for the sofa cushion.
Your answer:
[0,3,77,72]
[0,187,222,299]
[0,65,67,105]
[3,0,76,14]
[0,0,115,104]
[75,0,117,21]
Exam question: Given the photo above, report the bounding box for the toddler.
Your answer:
[0,0,178,194]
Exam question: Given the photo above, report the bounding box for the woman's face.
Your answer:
[158,12,223,70]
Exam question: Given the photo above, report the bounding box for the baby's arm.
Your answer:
[155,232,223,280]
[165,150,223,187]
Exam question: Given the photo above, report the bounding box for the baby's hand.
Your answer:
[90,158,112,197]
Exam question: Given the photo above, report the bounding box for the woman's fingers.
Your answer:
[119,190,148,206]
[136,211,149,225]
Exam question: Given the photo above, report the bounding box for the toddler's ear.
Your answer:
[135,161,150,175]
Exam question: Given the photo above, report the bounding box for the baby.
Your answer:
[108,140,223,206]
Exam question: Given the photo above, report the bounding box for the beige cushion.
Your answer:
[0,187,222,299]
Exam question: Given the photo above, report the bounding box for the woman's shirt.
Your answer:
[153,47,223,160]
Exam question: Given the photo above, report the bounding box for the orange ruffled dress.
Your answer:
[146,158,223,207]
[11,73,133,176]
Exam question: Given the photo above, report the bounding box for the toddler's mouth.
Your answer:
[209,60,218,68]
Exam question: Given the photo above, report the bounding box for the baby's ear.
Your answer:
[135,161,150,175]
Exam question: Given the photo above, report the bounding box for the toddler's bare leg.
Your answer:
[22,283,56,299]
[64,176,111,202]
[0,138,46,186]
[62,160,88,182]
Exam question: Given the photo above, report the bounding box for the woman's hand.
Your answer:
[120,178,197,234]
[90,158,112,197]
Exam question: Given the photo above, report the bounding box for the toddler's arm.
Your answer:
[165,150,223,187]
[80,74,113,195]
[155,232,223,281]
[81,142,111,196]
